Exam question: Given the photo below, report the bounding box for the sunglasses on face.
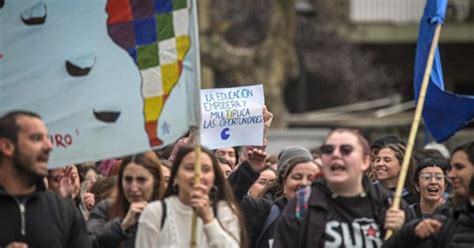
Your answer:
[320,144,354,156]
[419,173,445,182]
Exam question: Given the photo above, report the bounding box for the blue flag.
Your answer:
[414,0,474,142]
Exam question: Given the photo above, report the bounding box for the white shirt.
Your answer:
[136,196,240,248]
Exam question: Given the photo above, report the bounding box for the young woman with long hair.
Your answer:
[136,145,247,247]
[88,153,164,248]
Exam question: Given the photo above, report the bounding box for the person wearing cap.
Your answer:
[259,146,320,201]
[227,146,320,248]
[424,142,450,159]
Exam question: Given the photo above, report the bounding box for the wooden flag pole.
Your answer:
[190,138,201,248]
[190,0,202,245]
[384,24,442,240]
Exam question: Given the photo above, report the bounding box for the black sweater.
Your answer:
[228,161,275,248]
[88,199,137,248]
[0,182,92,248]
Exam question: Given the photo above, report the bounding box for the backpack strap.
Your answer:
[160,200,167,229]
[255,204,281,247]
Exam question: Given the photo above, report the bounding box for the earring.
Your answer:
[210,185,218,195]
[173,184,179,193]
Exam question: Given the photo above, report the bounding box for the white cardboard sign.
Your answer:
[200,85,265,149]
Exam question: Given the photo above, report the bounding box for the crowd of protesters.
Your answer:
[1,109,473,247]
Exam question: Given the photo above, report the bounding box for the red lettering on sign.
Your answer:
[64,134,72,145]
[49,131,78,149]
[54,134,66,148]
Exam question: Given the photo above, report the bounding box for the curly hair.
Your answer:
[374,143,416,195]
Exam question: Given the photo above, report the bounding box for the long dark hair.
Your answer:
[452,141,474,164]
[164,145,248,248]
[451,141,474,205]
[110,154,164,219]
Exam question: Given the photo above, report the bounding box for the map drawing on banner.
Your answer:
[200,85,265,150]
[107,0,192,147]
[0,0,200,168]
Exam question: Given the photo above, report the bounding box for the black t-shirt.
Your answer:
[324,194,383,248]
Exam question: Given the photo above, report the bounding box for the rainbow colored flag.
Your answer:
[106,0,197,146]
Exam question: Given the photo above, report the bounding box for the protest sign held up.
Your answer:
[200,85,265,149]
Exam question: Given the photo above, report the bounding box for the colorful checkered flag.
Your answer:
[106,0,199,147]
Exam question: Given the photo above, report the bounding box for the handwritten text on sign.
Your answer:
[200,85,264,149]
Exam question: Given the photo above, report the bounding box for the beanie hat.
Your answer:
[277,146,313,170]
[424,142,450,159]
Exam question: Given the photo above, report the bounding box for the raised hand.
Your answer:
[58,166,79,198]
[384,207,406,232]
[83,192,95,210]
[190,183,214,224]
[121,201,148,230]
[262,105,273,145]
[414,219,442,239]
[247,148,268,173]
[169,137,190,163]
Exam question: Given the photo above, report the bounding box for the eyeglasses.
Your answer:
[320,144,354,156]
[419,173,446,182]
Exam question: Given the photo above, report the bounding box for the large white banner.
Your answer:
[0,0,200,168]
[200,85,265,149]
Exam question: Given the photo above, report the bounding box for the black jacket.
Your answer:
[228,161,280,247]
[373,181,419,205]
[254,198,287,248]
[88,199,137,248]
[387,201,474,248]
[240,194,273,248]
[409,202,450,219]
[273,177,415,248]
[227,161,260,202]
[0,181,92,248]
